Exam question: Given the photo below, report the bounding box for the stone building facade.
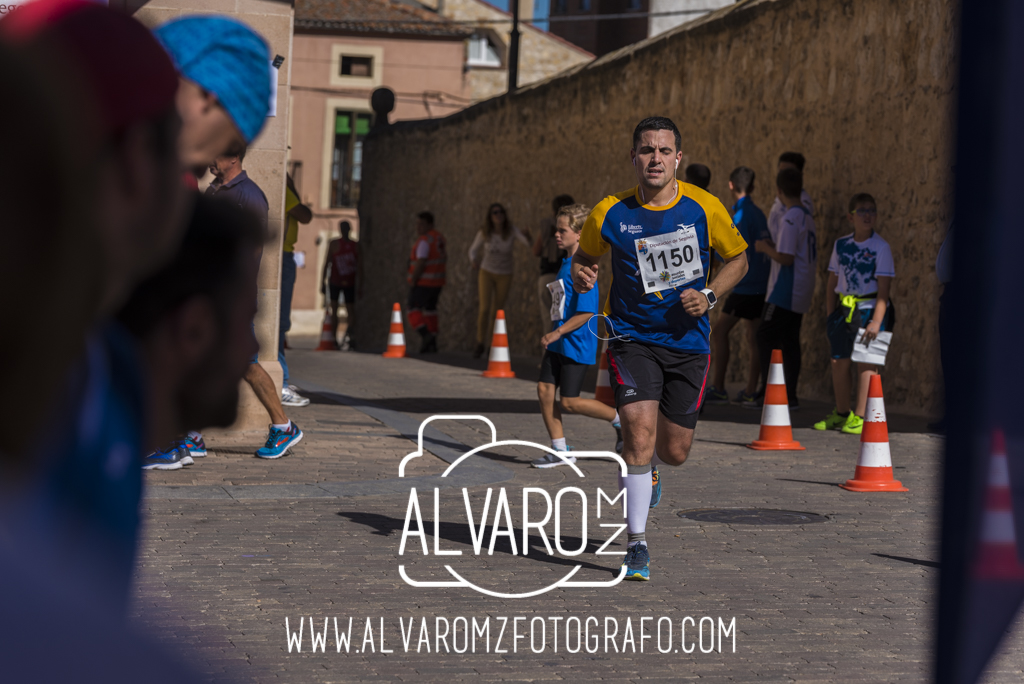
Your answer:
[422,0,594,102]
[357,0,956,415]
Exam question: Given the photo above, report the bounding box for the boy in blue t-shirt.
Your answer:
[707,166,771,406]
[814,193,896,435]
[531,204,621,468]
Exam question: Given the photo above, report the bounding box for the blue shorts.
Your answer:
[827,303,895,359]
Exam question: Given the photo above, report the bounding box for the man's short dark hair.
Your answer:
[224,141,247,162]
[729,166,755,195]
[632,116,682,152]
[552,194,575,212]
[684,163,711,190]
[776,168,803,199]
[848,193,877,213]
[778,151,805,171]
[417,211,434,225]
[117,195,266,337]
[339,220,352,235]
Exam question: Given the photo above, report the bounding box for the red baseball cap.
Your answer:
[0,0,178,137]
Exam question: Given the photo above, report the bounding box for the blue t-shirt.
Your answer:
[730,196,771,295]
[579,182,748,353]
[546,256,599,363]
[25,322,146,615]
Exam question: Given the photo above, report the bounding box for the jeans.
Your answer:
[279,251,296,388]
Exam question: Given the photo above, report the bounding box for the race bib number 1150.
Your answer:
[635,228,703,295]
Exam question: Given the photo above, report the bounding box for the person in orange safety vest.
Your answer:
[407,211,446,353]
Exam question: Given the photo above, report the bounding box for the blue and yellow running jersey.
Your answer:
[579,181,747,353]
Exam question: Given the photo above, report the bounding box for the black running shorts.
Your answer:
[721,292,766,320]
[538,350,589,398]
[606,340,710,429]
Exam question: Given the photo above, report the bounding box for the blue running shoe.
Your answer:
[181,434,207,458]
[704,386,729,405]
[143,445,190,470]
[622,543,651,581]
[256,422,303,459]
[650,465,661,508]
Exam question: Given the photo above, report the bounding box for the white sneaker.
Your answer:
[531,449,576,469]
[281,386,310,407]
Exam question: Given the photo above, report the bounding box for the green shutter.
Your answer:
[335,113,351,134]
[356,115,371,136]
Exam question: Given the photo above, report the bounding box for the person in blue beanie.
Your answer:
[155,15,272,171]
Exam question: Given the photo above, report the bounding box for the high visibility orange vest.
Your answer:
[408,229,447,287]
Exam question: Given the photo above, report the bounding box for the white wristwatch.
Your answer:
[701,288,717,309]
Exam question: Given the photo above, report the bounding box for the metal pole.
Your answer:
[508,0,520,92]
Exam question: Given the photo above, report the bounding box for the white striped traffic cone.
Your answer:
[839,375,907,492]
[973,429,1024,579]
[595,340,615,407]
[314,309,338,351]
[482,310,515,378]
[382,303,406,358]
[747,349,804,450]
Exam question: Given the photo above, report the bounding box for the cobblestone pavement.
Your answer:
[133,342,1024,683]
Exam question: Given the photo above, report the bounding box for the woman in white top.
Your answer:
[468,203,532,357]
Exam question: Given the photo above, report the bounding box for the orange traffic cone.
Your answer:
[595,340,615,407]
[314,309,338,351]
[973,429,1024,579]
[382,303,406,358]
[840,375,908,492]
[747,349,804,450]
[482,310,515,378]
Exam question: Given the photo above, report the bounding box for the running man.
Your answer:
[572,117,749,581]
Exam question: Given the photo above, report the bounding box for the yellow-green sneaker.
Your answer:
[813,408,849,431]
[840,413,864,435]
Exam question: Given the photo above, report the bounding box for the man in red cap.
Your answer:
[0,0,192,613]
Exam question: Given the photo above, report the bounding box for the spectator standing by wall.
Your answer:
[707,166,771,406]
[755,167,817,408]
[813,193,895,435]
[280,174,311,406]
[532,194,574,338]
[684,163,711,190]
[768,152,814,242]
[322,220,359,349]
[469,203,532,357]
[407,212,446,353]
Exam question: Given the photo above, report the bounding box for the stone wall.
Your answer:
[357,0,956,415]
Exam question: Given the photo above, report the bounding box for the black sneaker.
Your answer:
[419,332,438,354]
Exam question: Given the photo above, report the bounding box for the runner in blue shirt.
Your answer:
[573,117,749,581]
[531,204,622,468]
[707,166,771,407]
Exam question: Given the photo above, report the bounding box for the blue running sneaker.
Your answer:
[622,543,651,581]
[256,422,303,459]
[650,465,661,508]
[182,434,207,458]
[143,445,190,470]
